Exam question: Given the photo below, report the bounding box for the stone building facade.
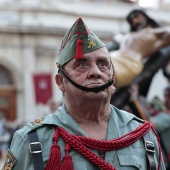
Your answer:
[0,0,170,123]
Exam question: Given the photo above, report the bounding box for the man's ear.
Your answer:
[55,74,65,92]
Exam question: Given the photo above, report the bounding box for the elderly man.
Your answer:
[2,18,165,170]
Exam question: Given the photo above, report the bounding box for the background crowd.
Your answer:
[107,7,170,169]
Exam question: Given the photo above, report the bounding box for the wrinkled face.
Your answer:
[164,90,170,109]
[129,12,148,31]
[56,47,115,102]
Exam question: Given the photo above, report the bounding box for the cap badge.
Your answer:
[87,39,96,49]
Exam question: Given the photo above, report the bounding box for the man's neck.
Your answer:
[65,102,111,123]
[65,103,111,140]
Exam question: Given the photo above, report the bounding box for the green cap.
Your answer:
[57,18,105,67]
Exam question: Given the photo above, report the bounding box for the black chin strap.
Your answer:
[59,66,114,93]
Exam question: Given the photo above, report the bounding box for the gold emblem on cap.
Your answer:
[86,39,96,49]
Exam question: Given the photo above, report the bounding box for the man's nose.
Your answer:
[87,65,102,78]
[134,19,140,26]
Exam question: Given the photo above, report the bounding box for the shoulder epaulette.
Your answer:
[15,117,45,139]
[26,117,45,131]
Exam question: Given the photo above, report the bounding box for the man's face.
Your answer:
[164,90,170,109]
[60,47,115,102]
[129,12,148,31]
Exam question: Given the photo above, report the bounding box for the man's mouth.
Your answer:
[86,83,103,88]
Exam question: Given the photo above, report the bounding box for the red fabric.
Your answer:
[45,129,61,170]
[33,73,53,104]
[60,144,73,170]
[45,121,162,170]
[75,39,83,59]
[45,145,61,170]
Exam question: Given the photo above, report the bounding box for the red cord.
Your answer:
[46,121,162,170]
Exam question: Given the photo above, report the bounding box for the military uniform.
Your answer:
[3,17,166,170]
[3,105,165,170]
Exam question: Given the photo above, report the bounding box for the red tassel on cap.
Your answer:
[45,129,61,170]
[60,143,73,170]
[75,38,83,59]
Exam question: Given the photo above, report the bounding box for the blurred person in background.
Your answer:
[106,8,161,53]
[126,8,160,32]
[125,8,162,96]
[110,8,170,108]
[107,8,161,50]
[128,85,170,169]
[0,114,11,160]
[149,94,170,170]
[2,18,165,170]
[110,20,170,88]
[163,86,170,113]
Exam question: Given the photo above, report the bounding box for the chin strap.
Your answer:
[59,66,114,93]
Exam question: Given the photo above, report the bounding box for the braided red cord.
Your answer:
[48,121,162,170]
[55,121,162,170]
[58,132,115,170]
[45,128,61,170]
[74,121,152,150]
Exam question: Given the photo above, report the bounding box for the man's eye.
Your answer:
[79,62,88,67]
[74,61,89,71]
[97,61,110,72]
[100,62,106,66]
[80,62,86,66]
[98,61,108,67]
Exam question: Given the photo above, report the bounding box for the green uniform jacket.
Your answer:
[3,105,166,170]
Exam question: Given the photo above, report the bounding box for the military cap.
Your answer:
[57,18,105,67]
